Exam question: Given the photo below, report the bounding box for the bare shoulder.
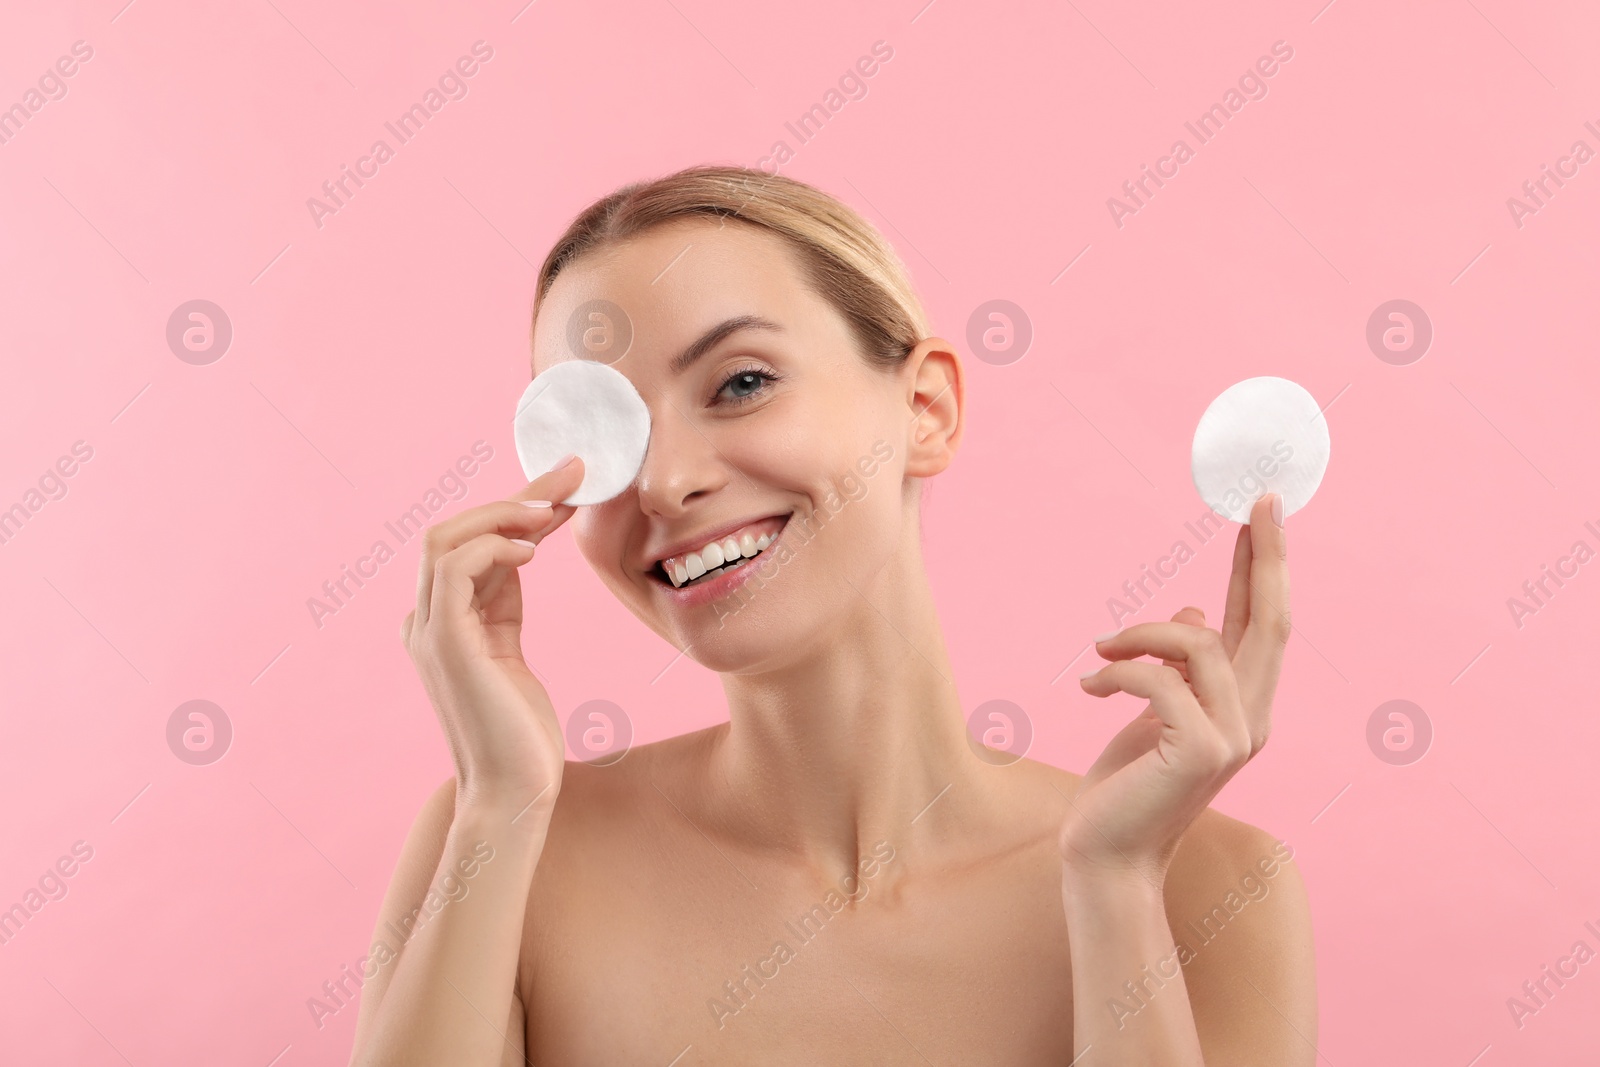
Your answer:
[1162,806,1309,942]
[1020,760,1316,1060]
[1166,806,1303,898]
[516,727,717,979]
[1016,757,1307,927]
[546,725,718,826]
[527,725,721,888]
[1163,808,1318,1065]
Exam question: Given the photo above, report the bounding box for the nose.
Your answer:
[633,401,731,517]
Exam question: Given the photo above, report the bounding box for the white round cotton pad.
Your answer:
[1190,376,1330,523]
[513,359,650,506]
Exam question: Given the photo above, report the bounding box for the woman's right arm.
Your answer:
[347,457,587,1067]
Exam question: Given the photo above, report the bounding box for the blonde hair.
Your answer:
[531,164,932,371]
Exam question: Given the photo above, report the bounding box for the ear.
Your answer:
[902,337,964,478]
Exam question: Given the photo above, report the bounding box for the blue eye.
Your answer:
[714,366,779,406]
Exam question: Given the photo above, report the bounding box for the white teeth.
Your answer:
[659,523,783,589]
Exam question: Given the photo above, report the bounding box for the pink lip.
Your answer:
[655,516,790,608]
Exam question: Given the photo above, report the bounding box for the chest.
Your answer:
[519,838,1077,1064]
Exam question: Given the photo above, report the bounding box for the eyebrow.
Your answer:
[670,314,784,374]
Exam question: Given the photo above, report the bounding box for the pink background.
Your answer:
[3,0,1597,1062]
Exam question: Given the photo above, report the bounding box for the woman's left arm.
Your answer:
[1061,491,1315,1064]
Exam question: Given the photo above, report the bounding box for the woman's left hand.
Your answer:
[1061,491,1291,887]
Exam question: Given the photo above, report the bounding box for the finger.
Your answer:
[1170,606,1204,627]
[414,458,584,626]
[1093,621,1242,726]
[1079,661,1246,781]
[1221,523,1252,658]
[1079,660,1213,740]
[428,532,540,656]
[1234,491,1291,737]
[1163,606,1205,681]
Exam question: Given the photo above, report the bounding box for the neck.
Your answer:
[704,540,984,879]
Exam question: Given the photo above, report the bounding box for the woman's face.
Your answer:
[531,217,923,672]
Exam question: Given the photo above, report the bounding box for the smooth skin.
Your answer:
[349,217,1316,1065]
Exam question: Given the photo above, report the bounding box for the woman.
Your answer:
[349,165,1316,1065]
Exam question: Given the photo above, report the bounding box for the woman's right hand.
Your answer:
[401,455,586,819]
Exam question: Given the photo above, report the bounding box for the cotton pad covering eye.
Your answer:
[513,359,651,506]
[1190,376,1330,523]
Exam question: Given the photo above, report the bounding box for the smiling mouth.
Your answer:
[651,515,790,590]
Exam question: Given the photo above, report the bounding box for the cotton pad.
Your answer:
[1190,376,1330,523]
[513,359,650,506]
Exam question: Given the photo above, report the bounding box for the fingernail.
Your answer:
[521,499,552,508]
[1078,669,1099,679]
[549,453,578,472]
[1270,492,1284,527]
[1094,629,1119,642]
[511,538,536,548]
